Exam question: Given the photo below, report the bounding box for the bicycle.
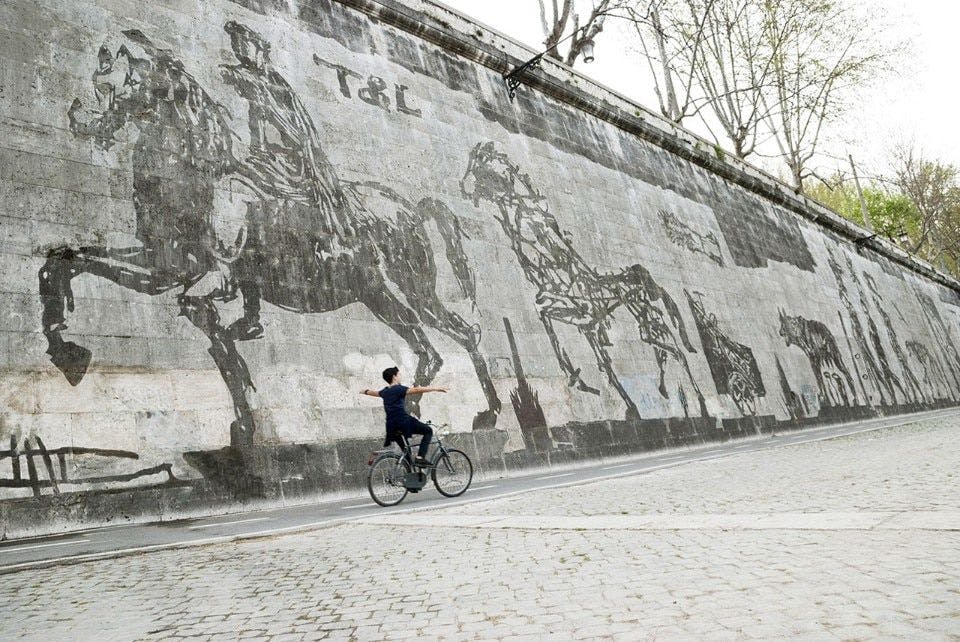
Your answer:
[366,423,473,507]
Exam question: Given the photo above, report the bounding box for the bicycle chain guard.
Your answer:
[402,471,428,492]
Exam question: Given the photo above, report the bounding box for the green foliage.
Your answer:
[808,167,960,279]
[864,188,919,240]
[806,180,919,244]
[892,154,960,275]
[805,181,861,221]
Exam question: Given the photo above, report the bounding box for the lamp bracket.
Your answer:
[504,53,545,101]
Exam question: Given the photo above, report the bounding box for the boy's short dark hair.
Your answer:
[382,367,399,384]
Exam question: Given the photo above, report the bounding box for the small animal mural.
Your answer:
[460,141,708,422]
[777,311,857,407]
[39,23,502,449]
[686,291,764,415]
[659,210,724,266]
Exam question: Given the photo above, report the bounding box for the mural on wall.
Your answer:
[778,311,857,408]
[685,291,764,415]
[826,248,895,406]
[862,273,926,404]
[460,142,708,422]
[1,436,175,498]
[846,256,910,405]
[913,287,960,393]
[39,23,502,451]
[503,317,552,454]
[775,355,807,420]
[905,339,950,400]
[659,210,724,266]
[6,0,959,521]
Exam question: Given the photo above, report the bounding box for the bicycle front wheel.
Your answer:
[368,453,410,507]
[432,449,473,497]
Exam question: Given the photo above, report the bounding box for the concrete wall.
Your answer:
[2,0,959,537]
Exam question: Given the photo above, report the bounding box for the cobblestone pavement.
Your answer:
[440,416,960,517]
[2,418,959,641]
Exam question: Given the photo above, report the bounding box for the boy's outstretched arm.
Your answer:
[360,388,381,397]
[407,386,448,394]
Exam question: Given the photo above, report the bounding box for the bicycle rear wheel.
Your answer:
[368,453,410,507]
[431,449,473,497]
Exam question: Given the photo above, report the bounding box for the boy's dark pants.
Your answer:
[386,417,433,458]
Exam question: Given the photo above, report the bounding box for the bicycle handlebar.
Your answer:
[424,421,452,437]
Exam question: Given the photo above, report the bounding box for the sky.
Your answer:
[438,0,960,185]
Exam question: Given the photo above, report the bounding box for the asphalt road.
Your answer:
[1,407,957,575]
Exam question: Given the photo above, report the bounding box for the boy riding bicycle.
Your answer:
[361,367,447,467]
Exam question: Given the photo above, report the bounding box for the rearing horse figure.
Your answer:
[41,32,238,389]
[460,142,708,421]
[39,26,501,448]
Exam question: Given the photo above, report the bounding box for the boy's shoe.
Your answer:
[414,457,430,467]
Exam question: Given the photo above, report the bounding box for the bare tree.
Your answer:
[539,0,719,127]
[684,0,776,158]
[891,146,960,268]
[539,0,574,59]
[538,0,630,66]
[626,0,773,152]
[626,0,709,124]
[538,0,895,188]
[758,0,890,191]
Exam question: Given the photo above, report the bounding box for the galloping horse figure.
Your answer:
[459,142,708,422]
[39,26,501,447]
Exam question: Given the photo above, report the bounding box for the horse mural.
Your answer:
[459,141,709,422]
[39,24,501,448]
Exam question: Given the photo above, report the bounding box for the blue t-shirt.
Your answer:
[379,384,410,427]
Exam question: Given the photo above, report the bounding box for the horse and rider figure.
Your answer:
[40,23,501,447]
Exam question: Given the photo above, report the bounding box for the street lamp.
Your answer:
[580,37,596,64]
[503,27,595,101]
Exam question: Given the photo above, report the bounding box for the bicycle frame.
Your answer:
[367,423,449,466]
[366,423,457,486]
[366,422,473,505]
